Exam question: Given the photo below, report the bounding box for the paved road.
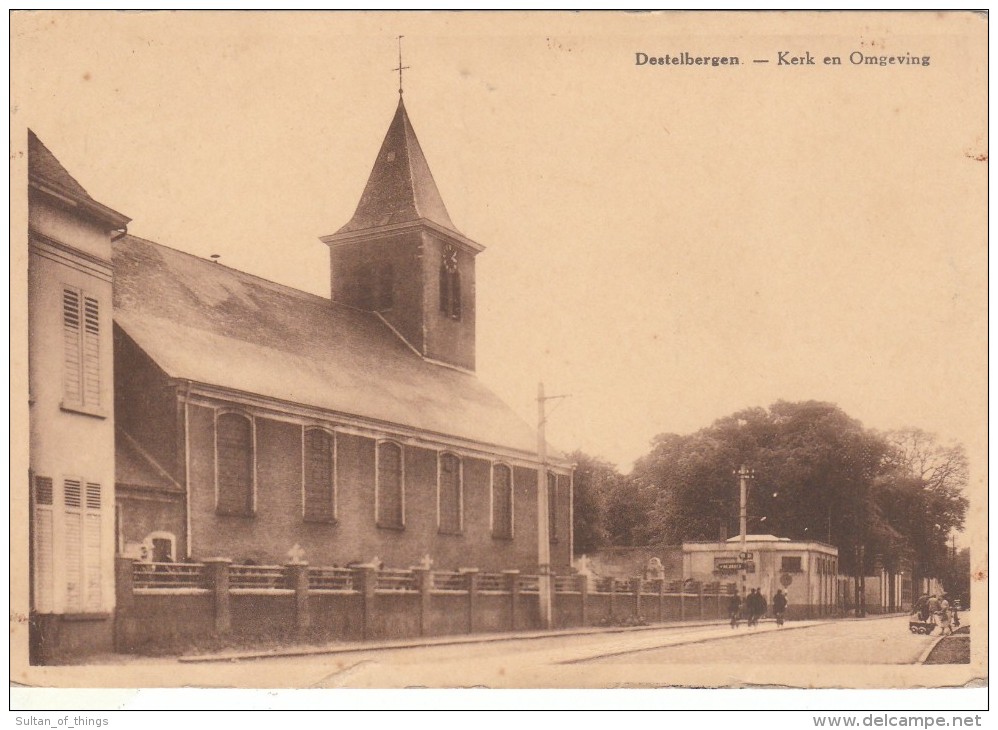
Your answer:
[229,614,949,688]
[62,615,970,689]
[584,615,935,665]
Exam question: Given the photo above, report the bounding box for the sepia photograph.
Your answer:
[9,9,988,711]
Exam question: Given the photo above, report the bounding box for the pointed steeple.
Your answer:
[322,94,483,372]
[336,99,460,237]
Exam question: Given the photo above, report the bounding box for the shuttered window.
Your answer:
[216,413,254,516]
[33,476,55,612]
[438,453,462,534]
[376,442,404,529]
[491,464,513,539]
[62,287,101,409]
[303,428,335,523]
[62,479,103,613]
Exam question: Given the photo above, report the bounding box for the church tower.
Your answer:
[321,98,483,371]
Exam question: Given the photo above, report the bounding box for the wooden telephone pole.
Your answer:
[537,382,569,630]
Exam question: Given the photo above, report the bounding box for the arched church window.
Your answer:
[548,472,559,543]
[376,441,404,529]
[491,463,513,539]
[438,452,463,534]
[216,412,254,516]
[303,428,335,522]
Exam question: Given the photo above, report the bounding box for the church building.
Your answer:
[27,95,574,659]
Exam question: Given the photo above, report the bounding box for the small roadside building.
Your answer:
[682,534,838,619]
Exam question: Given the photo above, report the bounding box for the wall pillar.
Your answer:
[655,579,665,622]
[698,582,705,620]
[113,557,135,651]
[355,565,377,641]
[203,558,231,635]
[608,579,617,618]
[415,568,432,637]
[631,577,642,620]
[578,574,589,627]
[680,582,686,621]
[504,570,520,631]
[286,562,310,636]
[463,569,479,634]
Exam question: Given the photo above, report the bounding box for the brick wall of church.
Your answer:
[179,404,572,573]
[329,231,425,353]
[420,231,476,371]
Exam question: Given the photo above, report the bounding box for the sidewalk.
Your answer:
[178,615,841,664]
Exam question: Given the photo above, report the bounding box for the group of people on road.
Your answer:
[911,592,960,636]
[728,588,788,628]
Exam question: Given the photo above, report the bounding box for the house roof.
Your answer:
[335,99,460,237]
[28,130,93,200]
[112,235,557,461]
[28,130,131,228]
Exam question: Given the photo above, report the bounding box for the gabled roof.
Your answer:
[112,235,556,461]
[28,130,93,200]
[335,99,460,237]
[28,130,131,228]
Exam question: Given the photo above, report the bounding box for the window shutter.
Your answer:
[64,478,82,508]
[62,288,82,405]
[84,511,102,611]
[304,429,334,522]
[82,296,100,407]
[85,481,101,510]
[65,510,83,612]
[59,478,103,613]
[377,442,403,528]
[33,477,54,612]
[35,475,53,506]
[62,288,101,408]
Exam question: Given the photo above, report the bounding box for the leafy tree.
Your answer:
[570,402,969,602]
[568,450,616,556]
[873,429,969,584]
[939,547,971,606]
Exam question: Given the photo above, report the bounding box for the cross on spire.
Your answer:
[393,35,410,96]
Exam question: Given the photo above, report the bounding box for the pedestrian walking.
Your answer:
[729,592,743,629]
[927,594,941,626]
[937,596,953,636]
[773,589,788,626]
[746,588,761,627]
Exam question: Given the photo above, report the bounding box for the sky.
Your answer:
[12,12,987,493]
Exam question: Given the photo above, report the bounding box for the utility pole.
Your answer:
[536,381,569,630]
[536,381,552,629]
[734,465,754,593]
